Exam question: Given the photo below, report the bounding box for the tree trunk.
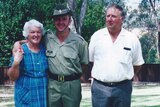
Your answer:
[78,0,88,34]
[149,0,159,58]
[67,0,87,35]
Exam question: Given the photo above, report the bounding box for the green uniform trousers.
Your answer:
[48,78,82,107]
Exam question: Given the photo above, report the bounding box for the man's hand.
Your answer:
[12,40,27,56]
[13,48,24,65]
[8,48,24,81]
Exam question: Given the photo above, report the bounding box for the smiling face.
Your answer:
[27,26,42,46]
[53,14,71,32]
[106,7,124,32]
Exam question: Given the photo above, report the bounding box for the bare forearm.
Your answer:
[15,40,27,45]
[81,64,88,74]
[7,61,20,81]
[80,64,89,82]
[134,65,142,75]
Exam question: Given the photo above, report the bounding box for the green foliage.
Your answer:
[1,0,159,66]
[0,0,129,66]
[126,0,160,64]
[82,3,105,41]
[126,0,158,30]
[146,48,157,64]
[140,32,158,64]
[0,0,55,66]
[82,0,126,42]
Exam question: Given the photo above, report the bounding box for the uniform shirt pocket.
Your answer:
[63,51,77,59]
[62,46,78,59]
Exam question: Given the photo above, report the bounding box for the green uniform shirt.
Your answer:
[44,30,89,75]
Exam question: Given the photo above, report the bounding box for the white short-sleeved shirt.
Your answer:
[89,28,144,82]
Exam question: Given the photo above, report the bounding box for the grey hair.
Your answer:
[22,19,44,38]
[105,3,126,18]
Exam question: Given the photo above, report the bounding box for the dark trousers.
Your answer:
[91,79,132,107]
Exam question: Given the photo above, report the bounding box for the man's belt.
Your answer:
[94,78,130,87]
[48,71,81,82]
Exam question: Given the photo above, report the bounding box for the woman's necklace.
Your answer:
[27,43,42,70]
[31,52,41,65]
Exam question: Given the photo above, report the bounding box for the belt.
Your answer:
[94,78,130,87]
[48,71,81,82]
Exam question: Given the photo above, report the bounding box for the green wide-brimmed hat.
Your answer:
[51,4,72,18]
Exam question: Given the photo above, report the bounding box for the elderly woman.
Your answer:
[8,19,48,107]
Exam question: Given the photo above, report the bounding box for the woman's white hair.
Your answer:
[22,19,44,38]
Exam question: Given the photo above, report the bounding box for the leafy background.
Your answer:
[0,0,160,66]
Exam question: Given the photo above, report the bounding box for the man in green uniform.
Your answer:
[45,4,89,107]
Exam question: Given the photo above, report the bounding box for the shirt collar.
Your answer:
[104,27,126,37]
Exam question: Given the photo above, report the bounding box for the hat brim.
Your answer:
[49,12,72,18]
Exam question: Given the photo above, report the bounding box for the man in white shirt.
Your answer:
[89,3,144,107]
